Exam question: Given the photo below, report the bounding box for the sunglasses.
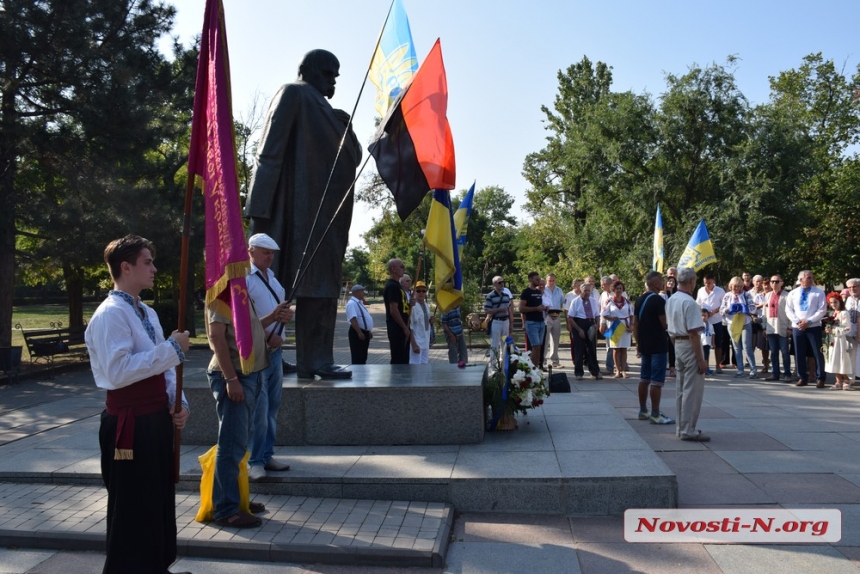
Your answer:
[415,289,427,293]
[770,280,782,283]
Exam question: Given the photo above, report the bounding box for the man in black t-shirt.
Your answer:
[383,258,411,364]
[520,271,548,366]
[632,271,675,425]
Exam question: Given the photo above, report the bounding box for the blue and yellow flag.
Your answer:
[369,0,418,117]
[730,313,745,343]
[453,181,475,248]
[652,204,664,273]
[677,219,717,271]
[424,189,464,312]
[604,320,628,346]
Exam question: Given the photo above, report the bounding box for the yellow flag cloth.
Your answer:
[195,445,251,522]
[730,314,744,343]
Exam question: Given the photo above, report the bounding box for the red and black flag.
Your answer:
[368,39,456,221]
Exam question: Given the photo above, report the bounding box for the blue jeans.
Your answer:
[640,352,668,386]
[208,369,260,521]
[767,334,791,379]
[793,326,825,382]
[250,347,283,469]
[732,322,757,374]
[525,320,546,347]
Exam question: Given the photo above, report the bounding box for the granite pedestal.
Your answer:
[182,363,484,446]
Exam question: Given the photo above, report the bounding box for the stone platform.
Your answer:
[182,364,485,446]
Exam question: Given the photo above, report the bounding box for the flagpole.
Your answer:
[173,175,195,484]
[290,0,397,295]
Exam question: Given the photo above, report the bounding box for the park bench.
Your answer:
[15,322,88,378]
[465,309,524,348]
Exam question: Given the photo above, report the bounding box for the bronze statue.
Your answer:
[244,50,361,379]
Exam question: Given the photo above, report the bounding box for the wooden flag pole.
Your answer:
[173,175,195,483]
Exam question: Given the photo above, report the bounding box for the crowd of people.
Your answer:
[476,267,859,392]
[84,229,859,570]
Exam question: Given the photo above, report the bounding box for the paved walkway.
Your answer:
[1,303,860,572]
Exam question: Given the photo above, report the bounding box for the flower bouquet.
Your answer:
[484,337,549,431]
[506,351,549,415]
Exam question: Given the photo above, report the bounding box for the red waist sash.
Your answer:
[105,373,168,460]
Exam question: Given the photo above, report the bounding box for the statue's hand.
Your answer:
[332,108,351,125]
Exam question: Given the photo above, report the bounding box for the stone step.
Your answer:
[0,483,452,568]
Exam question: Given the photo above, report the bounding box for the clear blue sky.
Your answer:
[163,0,860,248]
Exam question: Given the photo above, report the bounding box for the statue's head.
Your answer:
[298,49,340,99]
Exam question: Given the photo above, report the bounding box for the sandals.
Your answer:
[249,501,266,514]
[215,511,262,529]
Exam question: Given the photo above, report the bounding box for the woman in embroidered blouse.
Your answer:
[720,276,759,378]
[409,282,434,364]
[824,292,856,390]
[751,275,770,374]
[600,280,633,378]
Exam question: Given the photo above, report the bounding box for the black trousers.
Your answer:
[571,318,600,377]
[99,408,176,574]
[348,328,371,364]
[387,322,410,364]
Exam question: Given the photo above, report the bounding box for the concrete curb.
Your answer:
[0,507,454,568]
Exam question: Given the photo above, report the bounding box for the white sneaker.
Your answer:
[248,465,266,481]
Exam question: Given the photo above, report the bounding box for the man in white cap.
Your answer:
[246,233,292,481]
[346,284,374,364]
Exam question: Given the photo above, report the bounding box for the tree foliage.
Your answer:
[2,1,202,338]
[522,53,860,288]
[359,184,520,309]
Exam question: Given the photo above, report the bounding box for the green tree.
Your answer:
[456,185,518,297]
[522,56,659,283]
[1,0,180,343]
[342,247,375,291]
[765,53,860,283]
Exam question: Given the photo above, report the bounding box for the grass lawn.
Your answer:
[11,302,210,359]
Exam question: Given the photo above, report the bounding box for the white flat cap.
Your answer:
[248,233,280,250]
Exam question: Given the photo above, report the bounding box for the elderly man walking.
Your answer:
[666,268,709,442]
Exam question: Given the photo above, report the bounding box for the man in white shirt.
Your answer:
[567,282,602,380]
[563,278,583,314]
[764,275,792,381]
[667,267,708,442]
[845,278,860,379]
[543,273,566,367]
[785,269,828,387]
[85,235,190,573]
[346,284,374,364]
[484,276,512,368]
[598,276,615,374]
[696,272,726,374]
[245,233,293,480]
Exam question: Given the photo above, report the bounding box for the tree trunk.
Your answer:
[63,263,85,329]
[0,90,17,347]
